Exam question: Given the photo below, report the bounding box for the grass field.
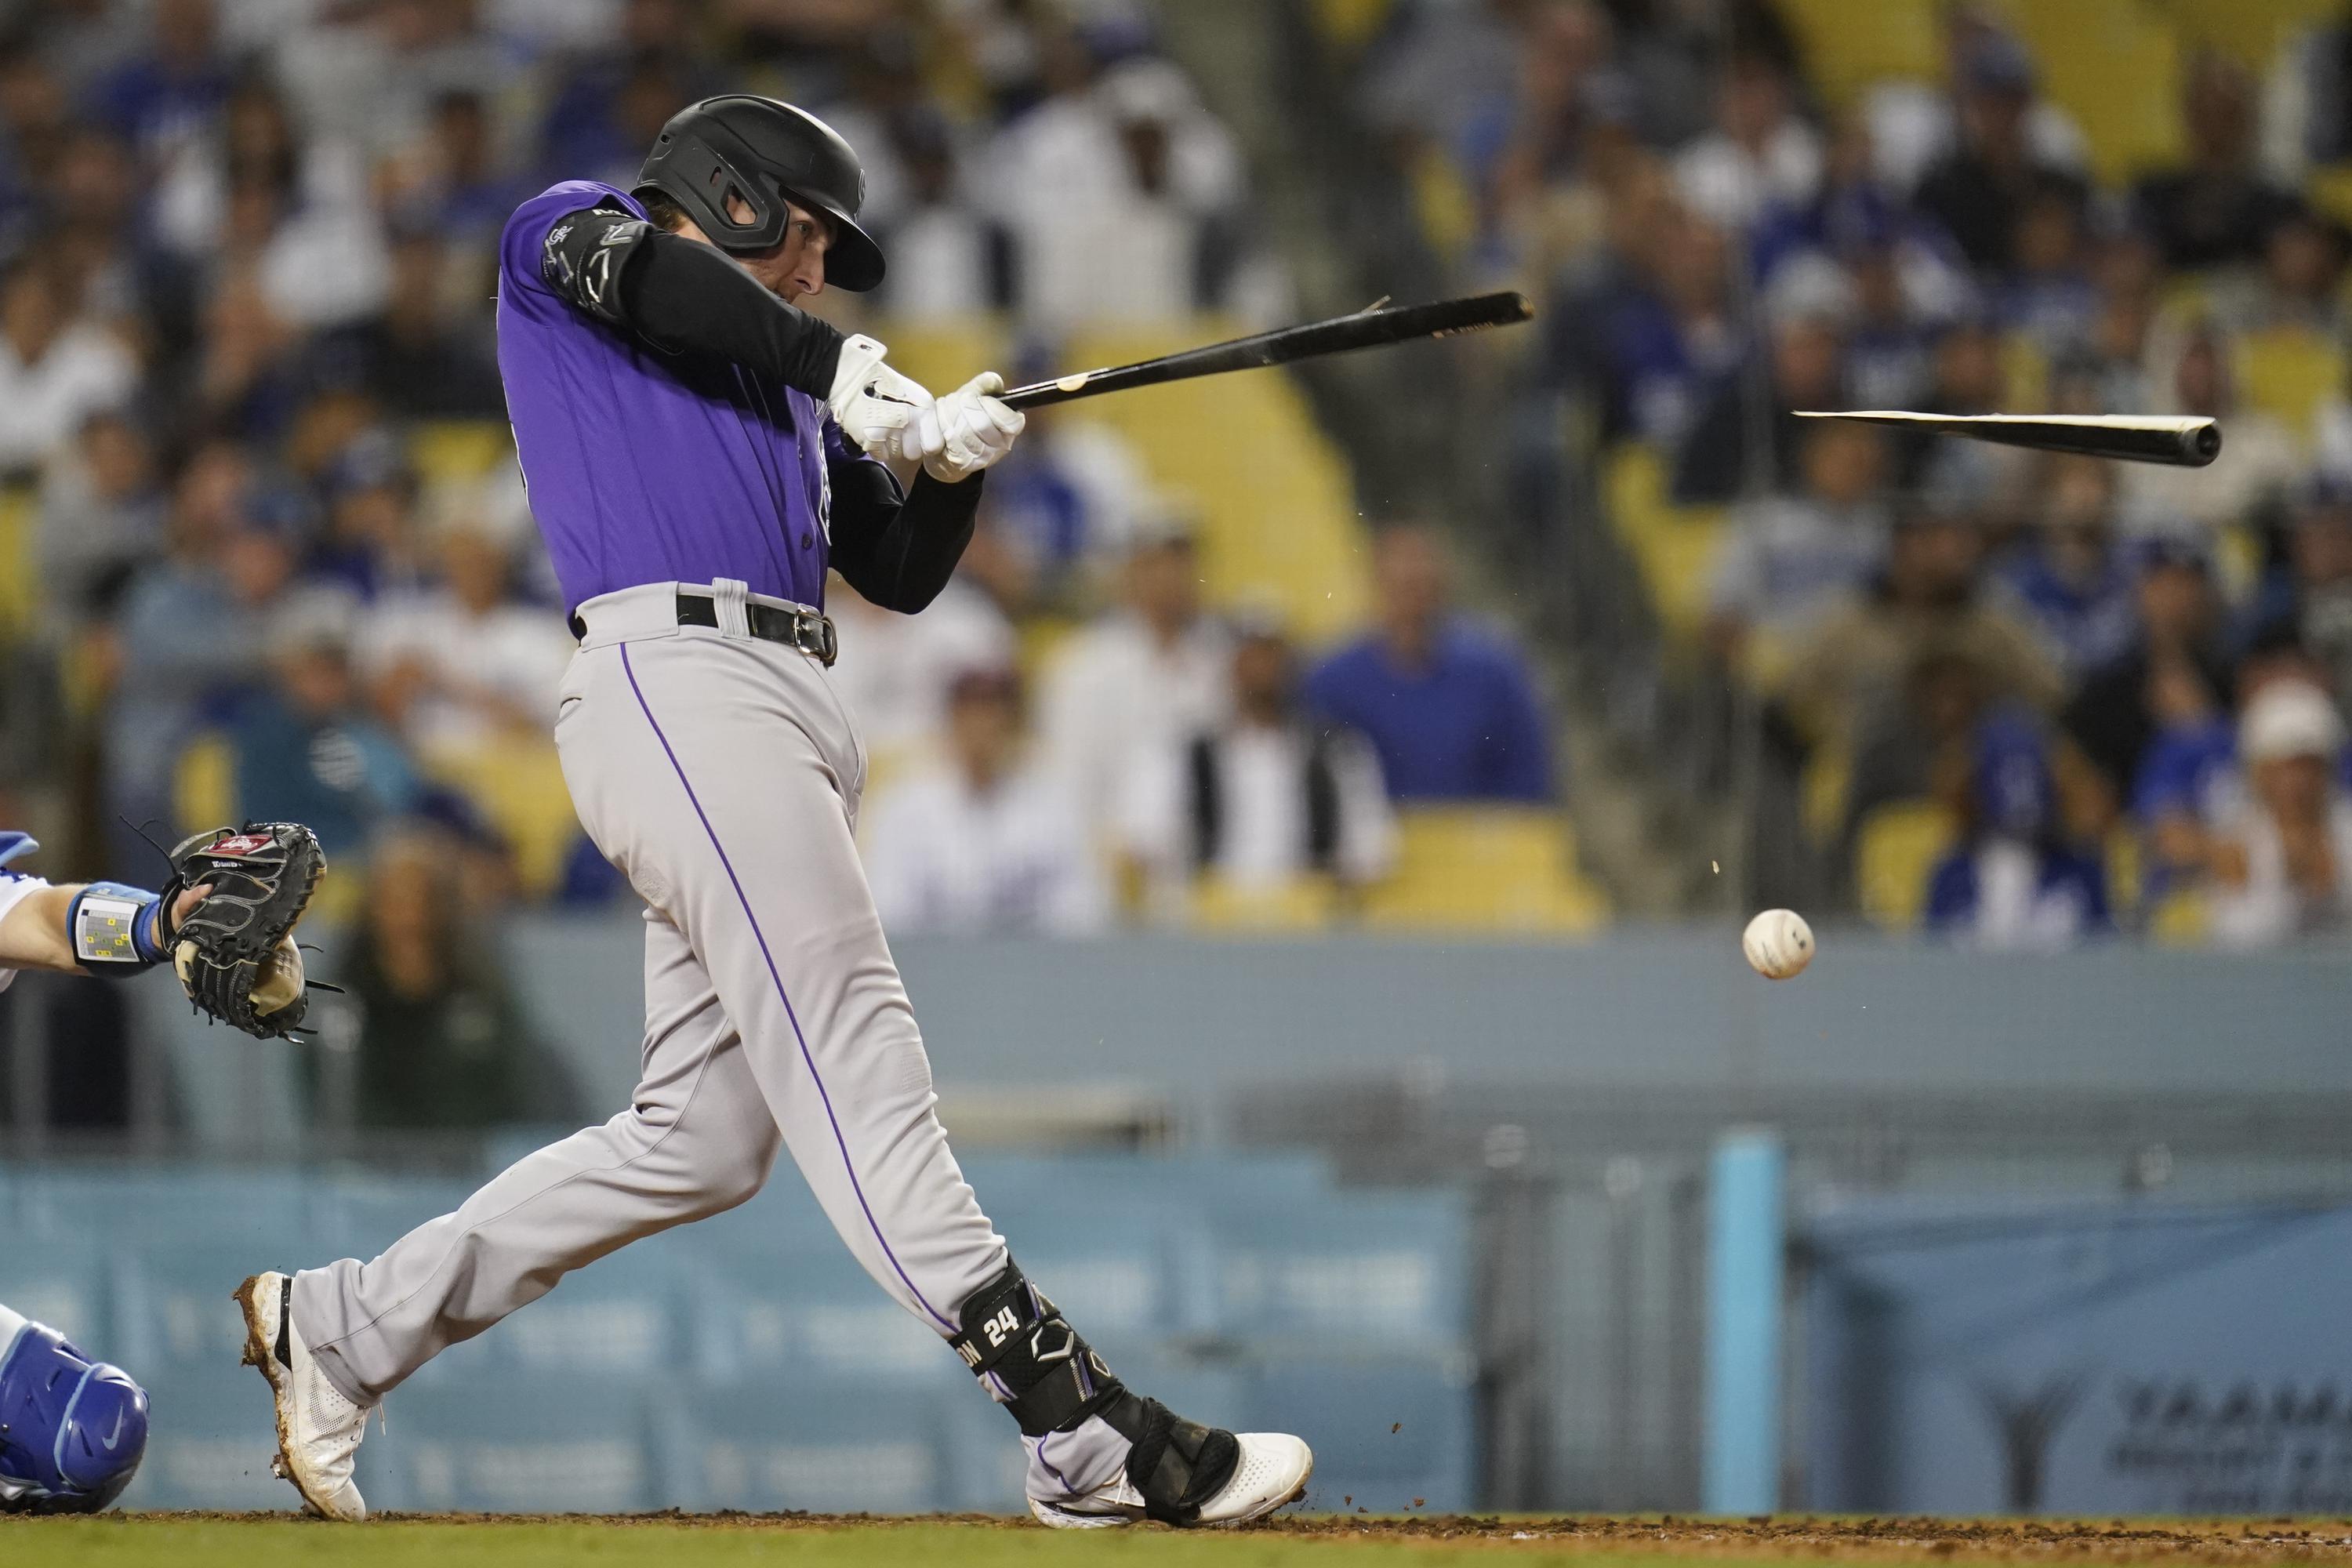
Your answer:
[7,1515,2352,1567]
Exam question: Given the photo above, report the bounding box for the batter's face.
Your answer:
[725,191,834,302]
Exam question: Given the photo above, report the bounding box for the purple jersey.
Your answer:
[497,180,880,612]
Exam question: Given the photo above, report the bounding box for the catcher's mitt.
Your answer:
[162,822,326,1040]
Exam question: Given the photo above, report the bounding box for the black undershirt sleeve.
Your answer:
[539,202,846,398]
[829,462,985,614]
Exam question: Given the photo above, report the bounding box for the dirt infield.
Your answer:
[10,1512,2352,1566]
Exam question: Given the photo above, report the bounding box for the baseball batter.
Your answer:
[238,97,1311,1527]
[0,830,168,1513]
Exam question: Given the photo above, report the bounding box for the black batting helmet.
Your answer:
[636,96,885,292]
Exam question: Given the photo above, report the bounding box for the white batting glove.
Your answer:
[901,372,1025,484]
[826,333,936,460]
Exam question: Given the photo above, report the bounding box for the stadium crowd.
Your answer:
[1347,0,2352,949]
[0,0,1570,1122]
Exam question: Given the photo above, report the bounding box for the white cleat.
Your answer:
[234,1272,369,1522]
[1030,1432,1314,1530]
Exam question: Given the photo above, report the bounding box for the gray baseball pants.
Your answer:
[292,580,1129,1503]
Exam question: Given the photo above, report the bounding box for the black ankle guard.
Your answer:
[1103,1393,1241,1525]
[950,1261,1125,1437]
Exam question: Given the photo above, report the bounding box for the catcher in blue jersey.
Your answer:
[0,824,325,1511]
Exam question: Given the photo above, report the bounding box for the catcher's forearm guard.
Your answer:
[162,822,328,1040]
[64,882,170,973]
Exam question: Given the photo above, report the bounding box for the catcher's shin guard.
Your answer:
[951,1261,1242,1524]
[0,1319,150,1514]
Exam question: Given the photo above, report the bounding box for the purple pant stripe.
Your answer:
[620,642,956,1333]
[1036,1433,1079,1495]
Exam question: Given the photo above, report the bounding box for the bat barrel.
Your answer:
[1795,411,2223,468]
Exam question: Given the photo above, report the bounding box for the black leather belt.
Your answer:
[569,591,838,666]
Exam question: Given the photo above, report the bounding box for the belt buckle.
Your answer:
[794,612,837,666]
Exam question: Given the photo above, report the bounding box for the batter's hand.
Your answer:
[902,372,1025,484]
[827,333,935,460]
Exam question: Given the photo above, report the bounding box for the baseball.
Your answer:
[1742,909,1814,980]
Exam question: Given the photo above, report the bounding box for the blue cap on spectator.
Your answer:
[2125,532,2210,576]
[325,429,415,499]
[1960,33,2038,97]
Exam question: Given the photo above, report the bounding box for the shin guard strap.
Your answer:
[1113,1395,1241,1525]
[951,1260,1123,1438]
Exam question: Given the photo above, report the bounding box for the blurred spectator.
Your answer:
[869,108,1012,320]
[538,0,719,183]
[2064,538,2231,818]
[1486,0,1630,261]
[1356,0,1526,178]
[1925,710,2108,948]
[35,408,165,628]
[975,397,1155,602]
[1708,419,1889,654]
[1888,319,2016,496]
[1673,52,1820,234]
[1038,513,1232,840]
[985,52,1245,326]
[865,666,1105,935]
[1911,34,2089,273]
[308,430,426,599]
[1780,509,2062,762]
[1118,614,1396,907]
[1671,307,1846,504]
[1993,183,2096,356]
[310,227,506,419]
[0,256,135,476]
[84,0,230,160]
[2130,53,2302,274]
[359,516,574,754]
[1863,9,2086,194]
[2119,322,2302,539]
[103,442,286,846]
[334,829,572,1130]
[826,523,1021,765]
[224,593,423,858]
[403,89,525,255]
[2204,679,2352,946]
[1994,456,2135,679]
[1306,524,1553,803]
[2210,206,2348,337]
[2241,484,2352,724]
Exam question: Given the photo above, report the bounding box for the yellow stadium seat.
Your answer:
[2148,885,2209,946]
[1056,322,1372,644]
[2307,164,2352,232]
[1309,0,1395,53]
[1998,331,2049,408]
[2161,0,2339,73]
[408,420,514,486]
[872,321,1014,405]
[2234,327,2345,441]
[1603,443,1730,647]
[1987,0,2183,186]
[419,735,581,898]
[0,484,35,635]
[1800,744,1853,848]
[2105,826,2143,924]
[1776,0,1940,106]
[1407,146,1478,263]
[1360,807,1610,935]
[1854,799,1957,931]
[176,731,367,923]
[1186,873,1342,933]
[173,731,235,837]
